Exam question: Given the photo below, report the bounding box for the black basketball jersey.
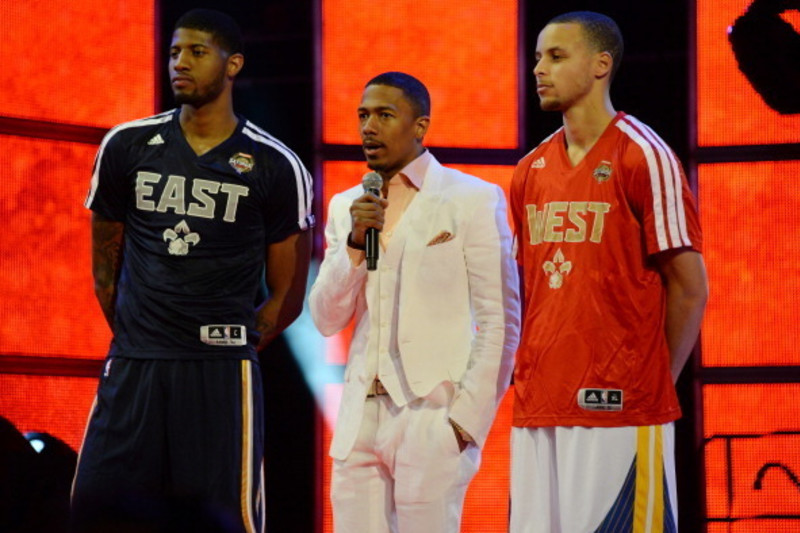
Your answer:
[86,109,314,359]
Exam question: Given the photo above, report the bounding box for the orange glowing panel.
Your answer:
[0,0,155,127]
[703,384,800,528]
[696,0,800,146]
[321,384,514,532]
[0,374,98,452]
[321,0,519,149]
[708,522,800,533]
[0,135,110,358]
[461,388,512,532]
[698,161,800,367]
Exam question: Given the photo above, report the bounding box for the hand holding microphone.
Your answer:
[348,172,387,271]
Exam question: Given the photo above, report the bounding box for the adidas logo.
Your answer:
[531,157,546,169]
[147,134,165,146]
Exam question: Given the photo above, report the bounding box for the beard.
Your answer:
[538,95,565,112]
[173,68,227,108]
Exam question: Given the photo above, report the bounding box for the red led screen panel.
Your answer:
[698,161,800,367]
[321,384,514,532]
[0,0,155,128]
[0,135,110,359]
[321,0,519,149]
[696,0,800,146]
[0,374,98,452]
[703,384,800,531]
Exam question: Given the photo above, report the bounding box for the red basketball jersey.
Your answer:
[510,112,702,427]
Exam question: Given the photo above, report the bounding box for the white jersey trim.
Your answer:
[243,122,315,231]
[615,117,692,251]
[85,110,174,210]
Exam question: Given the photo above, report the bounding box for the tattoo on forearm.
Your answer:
[92,220,124,327]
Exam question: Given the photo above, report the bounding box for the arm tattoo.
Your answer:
[92,217,124,329]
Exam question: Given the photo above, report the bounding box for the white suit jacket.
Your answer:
[309,156,520,461]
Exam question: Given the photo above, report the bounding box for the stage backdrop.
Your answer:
[695,1,800,531]
[0,0,155,450]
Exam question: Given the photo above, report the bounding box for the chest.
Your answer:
[128,144,265,226]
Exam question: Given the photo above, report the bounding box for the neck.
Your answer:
[178,94,238,155]
[561,91,616,151]
[179,96,237,139]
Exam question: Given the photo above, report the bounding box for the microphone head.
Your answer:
[362,172,383,194]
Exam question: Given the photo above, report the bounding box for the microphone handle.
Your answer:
[366,227,379,271]
[365,186,380,271]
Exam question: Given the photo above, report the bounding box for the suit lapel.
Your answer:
[393,157,447,285]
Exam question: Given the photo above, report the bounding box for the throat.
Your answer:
[566,144,590,167]
[184,134,229,156]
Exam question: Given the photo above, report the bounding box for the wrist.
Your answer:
[347,232,366,250]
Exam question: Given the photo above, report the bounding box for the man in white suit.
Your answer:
[309,71,520,533]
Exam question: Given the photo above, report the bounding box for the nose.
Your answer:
[172,50,190,72]
[533,57,546,78]
[532,59,542,78]
[361,114,378,136]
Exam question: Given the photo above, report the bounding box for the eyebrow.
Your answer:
[357,105,397,113]
[170,43,211,51]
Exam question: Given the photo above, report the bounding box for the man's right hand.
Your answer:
[348,192,388,247]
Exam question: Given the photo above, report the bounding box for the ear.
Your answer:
[227,53,244,78]
[415,115,431,142]
[594,50,613,80]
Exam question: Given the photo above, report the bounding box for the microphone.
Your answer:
[362,172,383,271]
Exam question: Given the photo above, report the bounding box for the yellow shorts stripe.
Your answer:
[634,425,665,533]
[240,359,256,533]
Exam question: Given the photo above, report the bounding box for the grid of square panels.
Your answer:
[695,0,800,146]
[321,0,519,148]
[703,384,800,530]
[0,135,111,359]
[0,1,155,128]
[698,161,800,367]
[0,0,155,456]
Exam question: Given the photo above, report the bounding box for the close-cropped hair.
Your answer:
[174,8,244,56]
[366,71,431,118]
[549,11,624,80]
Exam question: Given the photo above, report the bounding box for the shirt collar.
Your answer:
[391,149,431,190]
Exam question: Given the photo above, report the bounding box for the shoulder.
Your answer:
[612,114,676,162]
[331,183,363,203]
[240,120,307,171]
[518,128,563,166]
[95,110,176,165]
[435,161,494,192]
[101,110,175,147]
[434,164,505,208]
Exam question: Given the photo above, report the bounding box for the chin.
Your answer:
[539,99,563,112]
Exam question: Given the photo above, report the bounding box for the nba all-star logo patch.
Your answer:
[229,152,254,174]
[593,161,613,183]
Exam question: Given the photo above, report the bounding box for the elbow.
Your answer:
[308,304,343,337]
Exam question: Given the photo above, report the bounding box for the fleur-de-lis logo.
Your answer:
[542,248,572,289]
[163,220,200,256]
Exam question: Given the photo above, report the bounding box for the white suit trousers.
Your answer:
[331,385,481,533]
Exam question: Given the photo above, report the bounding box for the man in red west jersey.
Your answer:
[509,11,708,533]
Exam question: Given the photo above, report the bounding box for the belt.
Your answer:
[366,378,388,398]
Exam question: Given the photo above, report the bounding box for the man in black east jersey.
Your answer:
[72,9,313,531]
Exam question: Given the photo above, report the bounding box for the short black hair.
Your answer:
[549,11,624,80]
[174,8,244,56]
[365,72,431,117]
